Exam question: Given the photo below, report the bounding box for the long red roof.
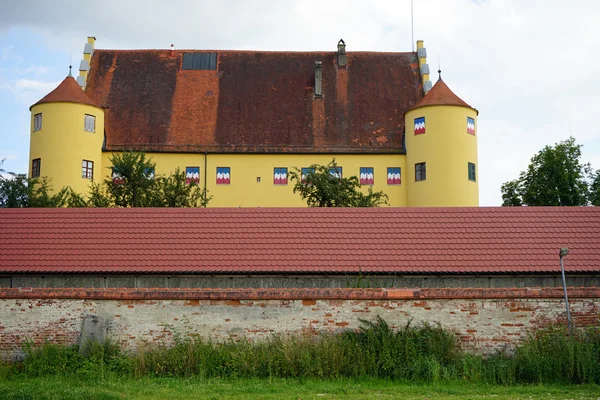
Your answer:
[1,207,599,274]
[84,49,423,153]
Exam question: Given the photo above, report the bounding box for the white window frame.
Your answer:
[84,114,96,132]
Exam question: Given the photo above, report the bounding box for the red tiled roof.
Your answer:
[30,76,100,110]
[1,207,599,275]
[407,78,476,113]
[85,49,423,153]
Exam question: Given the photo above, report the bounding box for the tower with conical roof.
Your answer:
[29,69,104,196]
[404,73,479,206]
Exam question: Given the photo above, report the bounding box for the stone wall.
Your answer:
[1,287,599,360]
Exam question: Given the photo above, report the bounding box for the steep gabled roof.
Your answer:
[84,49,424,153]
[1,207,599,274]
[30,76,100,110]
[408,78,477,114]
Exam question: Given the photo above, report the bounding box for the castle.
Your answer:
[28,37,478,207]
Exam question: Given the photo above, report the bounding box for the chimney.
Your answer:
[314,61,323,98]
[77,36,96,89]
[170,44,175,51]
[337,39,346,67]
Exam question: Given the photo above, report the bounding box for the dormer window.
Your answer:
[33,113,42,131]
[84,114,96,132]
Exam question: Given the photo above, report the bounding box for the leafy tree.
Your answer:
[89,152,212,208]
[289,159,388,207]
[590,170,600,206]
[501,137,591,206]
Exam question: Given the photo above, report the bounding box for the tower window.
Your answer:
[33,113,42,131]
[387,167,401,185]
[274,168,288,185]
[468,162,476,182]
[414,116,425,135]
[216,167,230,184]
[301,167,315,183]
[186,167,200,184]
[31,158,41,178]
[360,167,374,185]
[415,162,426,181]
[467,117,475,135]
[82,160,94,179]
[84,114,96,132]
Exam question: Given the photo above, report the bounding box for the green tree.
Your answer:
[590,170,600,206]
[501,137,591,206]
[89,152,212,208]
[289,159,388,207]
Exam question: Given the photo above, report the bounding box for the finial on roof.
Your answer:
[438,69,442,80]
[68,64,72,77]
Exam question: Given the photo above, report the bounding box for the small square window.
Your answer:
[301,167,314,183]
[274,167,288,185]
[468,162,476,182]
[415,162,426,181]
[82,160,94,179]
[31,158,41,178]
[387,167,401,185]
[112,167,124,185]
[467,117,475,135]
[360,167,374,185]
[414,116,425,135]
[329,166,342,179]
[33,114,42,131]
[84,114,96,132]
[217,167,230,184]
[186,167,200,184]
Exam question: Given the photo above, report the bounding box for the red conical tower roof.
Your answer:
[408,77,477,114]
[30,76,100,111]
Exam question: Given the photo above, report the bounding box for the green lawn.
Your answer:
[0,377,598,400]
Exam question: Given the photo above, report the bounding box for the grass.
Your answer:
[0,377,599,400]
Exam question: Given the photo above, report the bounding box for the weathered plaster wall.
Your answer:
[1,287,599,360]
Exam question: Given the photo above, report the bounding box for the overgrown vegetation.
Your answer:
[2,318,600,386]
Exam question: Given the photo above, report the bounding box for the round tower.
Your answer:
[29,71,104,196]
[405,74,479,207]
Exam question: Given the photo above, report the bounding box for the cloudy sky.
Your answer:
[1,0,599,206]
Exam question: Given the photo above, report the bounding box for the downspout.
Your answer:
[204,151,208,207]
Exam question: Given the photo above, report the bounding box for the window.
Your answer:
[301,167,314,183]
[82,160,93,179]
[216,167,230,184]
[112,167,124,185]
[182,52,217,70]
[33,113,42,131]
[360,167,374,185]
[468,162,476,182]
[414,116,425,135]
[186,167,200,184]
[84,114,96,132]
[274,167,288,185]
[467,117,475,135]
[31,158,41,178]
[387,167,401,185]
[415,162,426,181]
[144,167,155,179]
[329,166,342,179]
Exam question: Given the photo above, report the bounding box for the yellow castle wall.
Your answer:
[101,152,407,207]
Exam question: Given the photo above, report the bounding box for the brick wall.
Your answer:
[1,287,599,360]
